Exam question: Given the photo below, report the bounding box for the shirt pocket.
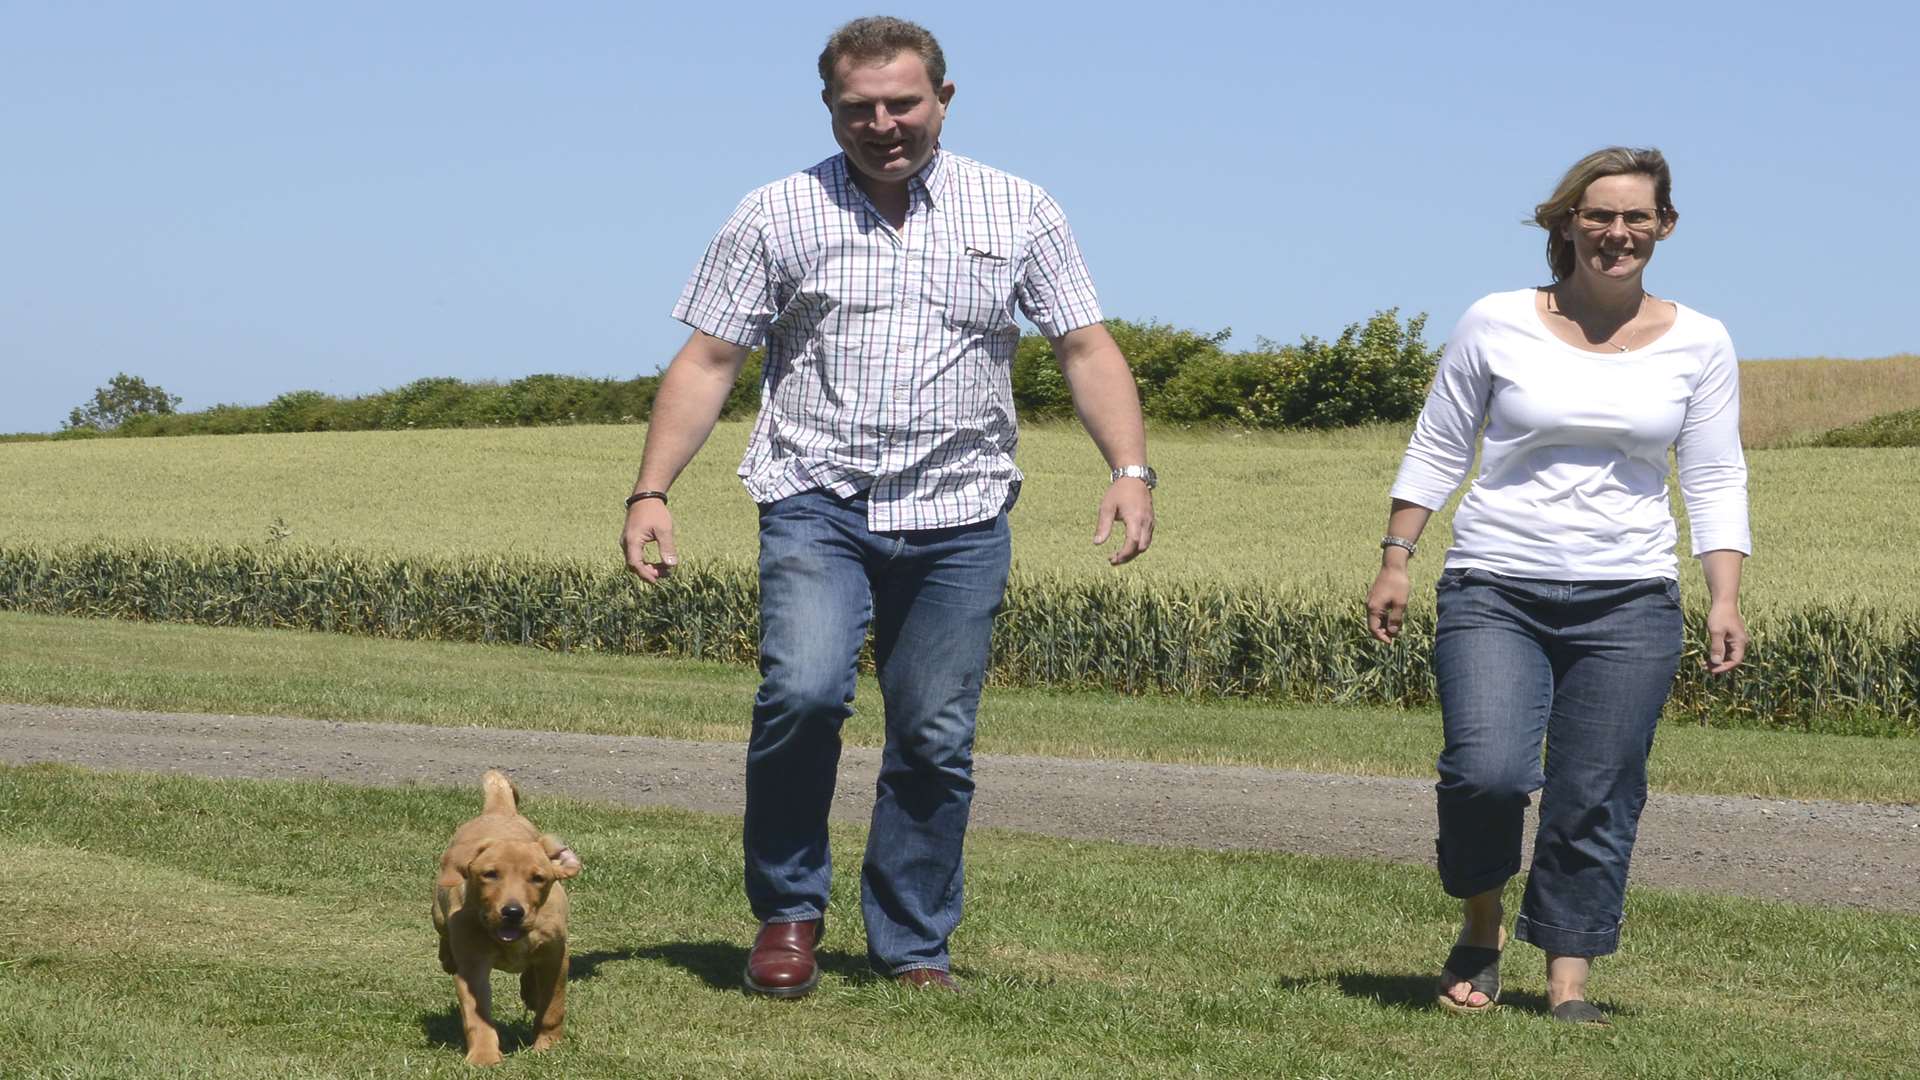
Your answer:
[930,228,1019,331]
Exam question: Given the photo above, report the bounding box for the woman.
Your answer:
[1365,146,1751,1025]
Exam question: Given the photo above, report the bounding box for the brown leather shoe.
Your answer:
[896,968,958,991]
[743,919,822,998]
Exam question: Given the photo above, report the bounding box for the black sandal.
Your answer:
[1551,999,1610,1026]
[1435,944,1502,1013]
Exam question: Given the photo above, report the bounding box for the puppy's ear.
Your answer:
[462,840,496,880]
[437,840,482,889]
[541,835,583,880]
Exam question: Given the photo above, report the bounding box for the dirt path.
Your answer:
[4,702,1917,914]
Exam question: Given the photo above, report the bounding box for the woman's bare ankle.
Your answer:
[1459,892,1505,949]
[1545,954,1591,1005]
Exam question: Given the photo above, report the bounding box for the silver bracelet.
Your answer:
[1380,535,1418,557]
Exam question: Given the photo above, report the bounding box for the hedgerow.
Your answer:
[1815,407,1920,448]
[50,310,1437,439]
[3,543,1912,735]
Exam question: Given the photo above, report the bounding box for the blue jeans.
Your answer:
[1431,568,1682,957]
[745,489,1011,975]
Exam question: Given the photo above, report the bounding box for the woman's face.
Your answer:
[1563,173,1675,286]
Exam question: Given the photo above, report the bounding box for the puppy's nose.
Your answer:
[501,903,525,924]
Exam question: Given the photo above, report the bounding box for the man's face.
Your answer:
[823,50,954,190]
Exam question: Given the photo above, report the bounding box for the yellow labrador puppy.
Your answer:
[433,770,582,1065]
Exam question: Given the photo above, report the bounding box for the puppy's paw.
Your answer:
[464,1046,504,1066]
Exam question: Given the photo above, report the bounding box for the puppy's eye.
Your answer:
[530,874,546,885]
[481,870,499,880]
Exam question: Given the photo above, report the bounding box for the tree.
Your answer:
[65,373,183,431]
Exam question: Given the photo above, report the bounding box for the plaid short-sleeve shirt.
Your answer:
[672,150,1104,532]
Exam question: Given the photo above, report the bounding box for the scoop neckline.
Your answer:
[1530,287,1683,356]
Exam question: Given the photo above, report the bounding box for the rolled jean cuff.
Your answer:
[1513,913,1621,957]
[758,908,824,925]
[1437,846,1521,901]
[887,961,949,977]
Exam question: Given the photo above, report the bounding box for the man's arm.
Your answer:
[1054,322,1153,565]
[620,330,751,582]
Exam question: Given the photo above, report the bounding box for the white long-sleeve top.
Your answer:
[1390,288,1751,580]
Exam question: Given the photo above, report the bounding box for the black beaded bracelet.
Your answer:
[625,490,668,509]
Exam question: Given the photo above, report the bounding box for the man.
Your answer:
[621,15,1155,996]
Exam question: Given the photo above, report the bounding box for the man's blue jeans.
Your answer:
[745,489,1011,976]
[1431,568,1682,958]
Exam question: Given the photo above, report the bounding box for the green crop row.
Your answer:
[4,543,1913,736]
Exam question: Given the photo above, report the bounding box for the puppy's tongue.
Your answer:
[496,927,525,942]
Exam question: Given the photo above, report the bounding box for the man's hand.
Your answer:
[1705,601,1749,674]
[1366,563,1412,643]
[621,501,679,583]
[1092,478,1154,565]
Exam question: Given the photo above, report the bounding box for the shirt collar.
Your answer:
[914,147,952,207]
[833,147,952,214]
[832,148,952,211]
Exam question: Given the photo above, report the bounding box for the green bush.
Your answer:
[719,350,764,419]
[1107,320,1233,405]
[1242,309,1439,428]
[1155,349,1291,424]
[1011,334,1074,418]
[1137,310,1440,429]
[262,390,339,433]
[1014,320,1233,420]
[1815,407,1920,448]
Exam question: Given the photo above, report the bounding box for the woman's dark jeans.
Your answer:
[1432,568,1683,957]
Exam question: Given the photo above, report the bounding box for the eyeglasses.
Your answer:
[1570,207,1665,232]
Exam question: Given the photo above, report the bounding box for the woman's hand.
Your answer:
[1705,600,1749,674]
[1699,549,1749,674]
[1367,563,1413,643]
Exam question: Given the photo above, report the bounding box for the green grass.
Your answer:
[5,610,1916,804]
[1,765,1914,1079]
[4,421,1915,613]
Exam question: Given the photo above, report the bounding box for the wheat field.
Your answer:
[2,421,1914,614]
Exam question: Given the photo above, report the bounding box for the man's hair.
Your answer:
[817,16,946,92]
[1531,147,1677,281]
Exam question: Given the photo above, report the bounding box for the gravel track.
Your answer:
[4,702,1916,913]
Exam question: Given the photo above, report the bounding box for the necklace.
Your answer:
[1551,289,1647,352]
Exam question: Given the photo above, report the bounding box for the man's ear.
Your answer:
[542,835,583,880]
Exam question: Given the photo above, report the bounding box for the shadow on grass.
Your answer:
[417,951,631,1056]
[638,939,874,992]
[571,947,641,982]
[419,1009,535,1054]
[1274,972,1543,1014]
[1315,970,1630,1022]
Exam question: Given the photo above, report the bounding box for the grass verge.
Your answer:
[3,611,1916,804]
[0,765,1914,1079]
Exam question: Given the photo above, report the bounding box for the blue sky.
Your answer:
[2,1,1913,434]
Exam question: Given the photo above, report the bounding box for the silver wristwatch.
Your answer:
[1380,535,1417,557]
[1111,464,1158,490]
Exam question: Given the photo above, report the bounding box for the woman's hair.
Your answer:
[817,16,946,93]
[1531,147,1676,281]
